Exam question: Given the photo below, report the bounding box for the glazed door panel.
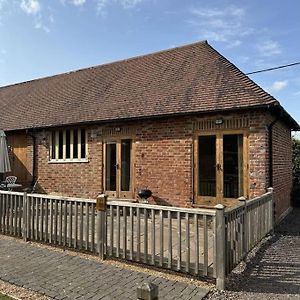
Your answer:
[104,139,134,199]
[195,132,248,206]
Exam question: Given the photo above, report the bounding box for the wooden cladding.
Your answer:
[101,126,136,137]
[194,117,249,131]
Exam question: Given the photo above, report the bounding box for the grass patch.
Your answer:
[0,293,13,300]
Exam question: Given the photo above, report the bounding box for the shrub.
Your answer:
[292,138,300,186]
[292,137,300,206]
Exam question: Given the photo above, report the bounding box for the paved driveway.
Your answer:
[0,236,209,300]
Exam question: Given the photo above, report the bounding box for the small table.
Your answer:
[7,183,22,191]
[0,182,23,191]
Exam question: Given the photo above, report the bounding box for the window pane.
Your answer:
[121,139,131,191]
[198,136,216,197]
[223,134,243,198]
[106,143,117,191]
[58,131,63,159]
[73,129,78,159]
[81,129,86,159]
[51,132,55,159]
[66,130,70,159]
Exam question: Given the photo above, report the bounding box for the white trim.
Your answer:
[70,129,74,160]
[63,130,66,160]
[49,159,89,164]
[50,128,88,162]
[78,129,81,159]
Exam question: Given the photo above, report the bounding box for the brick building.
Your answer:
[0,41,298,222]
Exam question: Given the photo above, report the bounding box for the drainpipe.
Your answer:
[267,109,282,188]
[268,108,283,223]
[27,130,36,188]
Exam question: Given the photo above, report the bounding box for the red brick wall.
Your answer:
[272,120,293,221]
[248,111,270,198]
[135,118,194,207]
[34,129,103,198]
[17,110,292,218]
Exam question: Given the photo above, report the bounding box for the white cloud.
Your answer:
[71,0,86,6]
[34,21,50,32]
[191,6,245,18]
[121,0,143,9]
[96,0,108,13]
[188,5,251,46]
[227,40,241,48]
[271,80,288,92]
[237,55,249,63]
[49,14,55,23]
[0,0,7,23]
[96,0,144,14]
[20,0,41,15]
[0,0,6,9]
[257,40,281,56]
[293,91,300,96]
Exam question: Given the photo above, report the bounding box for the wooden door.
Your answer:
[7,133,29,184]
[103,139,134,199]
[194,131,248,206]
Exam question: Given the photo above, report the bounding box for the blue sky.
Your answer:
[0,0,300,124]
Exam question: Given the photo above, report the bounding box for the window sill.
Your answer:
[48,159,89,164]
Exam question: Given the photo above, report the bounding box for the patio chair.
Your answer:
[5,176,17,185]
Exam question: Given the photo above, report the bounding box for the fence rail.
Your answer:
[106,201,215,277]
[224,188,274,276]
[0,189,274,290]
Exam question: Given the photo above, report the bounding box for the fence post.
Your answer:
[96,194,107,260]
[23,192,28,242]
[215,204,226,290]
[267,187,274,234]
[238,197,247,256]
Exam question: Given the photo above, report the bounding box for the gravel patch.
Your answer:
[0,279,50,300]
[205,208,300,300]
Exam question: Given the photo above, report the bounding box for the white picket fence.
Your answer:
[0,189,274,290]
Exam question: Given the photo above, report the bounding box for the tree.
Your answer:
[292,138,300,186]
[292,137,300,206]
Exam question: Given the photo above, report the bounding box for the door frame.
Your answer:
[103,137,135,199]
[193,129,249,205]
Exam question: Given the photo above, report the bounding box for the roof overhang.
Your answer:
[269,104,300,131]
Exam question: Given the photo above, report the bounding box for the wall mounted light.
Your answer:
[215,118,224,125]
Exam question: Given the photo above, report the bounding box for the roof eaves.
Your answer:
[3,103,278,132]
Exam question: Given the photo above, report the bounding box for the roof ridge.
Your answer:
[0,40,208,90]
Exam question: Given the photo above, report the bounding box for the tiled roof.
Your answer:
[0,41,292,131]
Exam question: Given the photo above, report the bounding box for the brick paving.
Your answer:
[0,237,209,300]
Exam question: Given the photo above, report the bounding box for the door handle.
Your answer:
[115,163,120,170]
[216,163,222,171]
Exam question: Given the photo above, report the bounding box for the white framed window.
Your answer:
[49,128,88,163]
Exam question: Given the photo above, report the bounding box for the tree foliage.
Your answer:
[292,137,300,187]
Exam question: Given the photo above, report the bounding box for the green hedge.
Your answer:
[292,137,300,207]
